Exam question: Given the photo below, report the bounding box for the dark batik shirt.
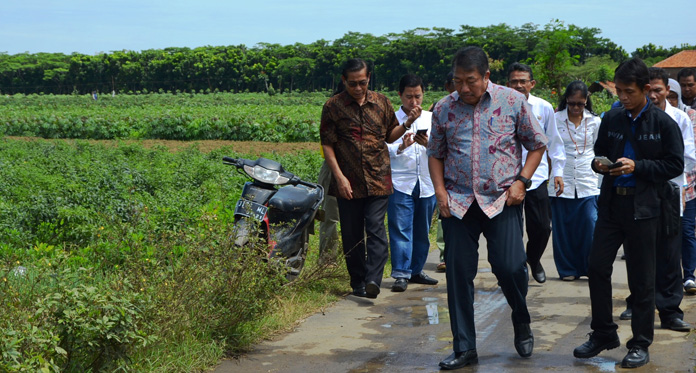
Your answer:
[320,90,400,198]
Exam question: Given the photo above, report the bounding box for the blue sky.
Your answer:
[1,0,693,55]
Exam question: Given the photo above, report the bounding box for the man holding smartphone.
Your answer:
[387,74,438,292]
[574,58,684,369]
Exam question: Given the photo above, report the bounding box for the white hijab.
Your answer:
[668,78,690,113]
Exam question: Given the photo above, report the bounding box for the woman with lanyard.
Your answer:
[549,81,602,281]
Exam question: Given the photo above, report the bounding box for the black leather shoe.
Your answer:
[391,278,408,292]
[619,307,632,320]
[409,273,438,285]
[365,281,380,299]
[352,287,367,297]
[438,350,478,370]
[530,262,546,283]
[513,323,534,357]
[573,332,620,358]
[621,346,649,368]
[661,318,693,332]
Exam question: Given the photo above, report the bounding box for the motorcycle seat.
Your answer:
[268,185,320,212]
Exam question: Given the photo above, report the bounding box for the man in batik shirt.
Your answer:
[428,46,547,369]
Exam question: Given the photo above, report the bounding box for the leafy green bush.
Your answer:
[0,138,326,371]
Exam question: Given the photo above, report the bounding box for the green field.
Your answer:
[0,137,345,372]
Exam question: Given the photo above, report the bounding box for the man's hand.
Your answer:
[506,180,526,206]
[435,189,451,218]
[554,176,564,197]
[414,131,428,147]
[404,105,422,129]
[336,174,353,200]
[398,133,415,152]
[609,157,636,177]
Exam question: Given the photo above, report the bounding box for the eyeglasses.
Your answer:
[567,102,586,107]
[346,80,368,88]
[508,79,530,86]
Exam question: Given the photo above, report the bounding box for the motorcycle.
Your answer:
[223,156,324,280]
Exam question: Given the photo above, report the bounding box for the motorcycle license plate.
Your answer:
[235,199,268,221]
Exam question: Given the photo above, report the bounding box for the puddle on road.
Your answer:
[381,296,447,328]
[585,357,618,372]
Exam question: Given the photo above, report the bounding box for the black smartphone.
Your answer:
[416,129,427,136]
[608,161,623,169]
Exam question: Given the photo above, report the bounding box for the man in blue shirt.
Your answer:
[573,58,684,369]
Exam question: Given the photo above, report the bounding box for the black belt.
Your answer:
[614,187,635,196]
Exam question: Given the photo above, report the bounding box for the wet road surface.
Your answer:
[216,237,696,372]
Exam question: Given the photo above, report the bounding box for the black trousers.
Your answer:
[337,196,389,289]
[523,181,551,267]
[625,225,684,323]
[589,194,657,349]
[442,201,530,352]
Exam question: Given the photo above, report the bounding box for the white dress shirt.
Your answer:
[665,102,696,215]
[550,109,601,199]
[521,94,566,190]
[387,107,434,197]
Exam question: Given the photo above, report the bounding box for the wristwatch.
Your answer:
[403,121,412,130]
[515,175,532,189]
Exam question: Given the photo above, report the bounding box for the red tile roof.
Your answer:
[654,50,696,68]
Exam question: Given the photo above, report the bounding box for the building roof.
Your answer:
[589,81,616,96]
[653,50,696,68]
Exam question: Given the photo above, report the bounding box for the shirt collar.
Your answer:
[396,107,408,122]
[451,81,494,105]
[558,107,595,122]
[626,98,650,122]
[341,90,376,106]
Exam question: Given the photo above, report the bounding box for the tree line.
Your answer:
[1,21,693,96]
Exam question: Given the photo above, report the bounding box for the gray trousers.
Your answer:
[318,160,340,258]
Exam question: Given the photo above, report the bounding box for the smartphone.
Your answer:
[608,161,623,169]
[416,129,428,136]
[594,156,612,166]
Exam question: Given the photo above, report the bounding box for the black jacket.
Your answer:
[592,101,684,219]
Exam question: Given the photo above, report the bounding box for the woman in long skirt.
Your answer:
[549,81,601,281]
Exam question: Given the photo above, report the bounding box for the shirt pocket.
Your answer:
[487,114,516,136]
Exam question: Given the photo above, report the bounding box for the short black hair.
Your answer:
[648,67,669,87]
[558,80,595,115]
[452,46,488,77]
[507,62,534,81]
[614,57,649,88]
[677,67,696,82]
[445,71,454,86]
[342,58,370,78]
[398,74,424,94]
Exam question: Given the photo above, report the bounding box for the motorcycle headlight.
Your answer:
[243,165,290,185]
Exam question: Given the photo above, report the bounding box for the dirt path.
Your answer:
[5,137,318,155]
[216,237,696,372]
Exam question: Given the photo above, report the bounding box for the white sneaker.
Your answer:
[684,280,696,294]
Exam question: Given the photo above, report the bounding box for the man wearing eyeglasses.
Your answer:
[428,47,548,369]
[506,62,565,284]
[320,58,408,299]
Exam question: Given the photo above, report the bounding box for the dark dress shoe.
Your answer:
[409,273,438,285]
[513,323,534,357]
[365,281,380,299]
[621,346,649,368]
[573,332,620,358]
[661,318,692,332]
[391,278,408,292]
[438,350,478,370]
[530,262,546,283]
[352,287,367,297]
[619,307,632,320]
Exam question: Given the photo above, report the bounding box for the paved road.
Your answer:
[217,236,696,372]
